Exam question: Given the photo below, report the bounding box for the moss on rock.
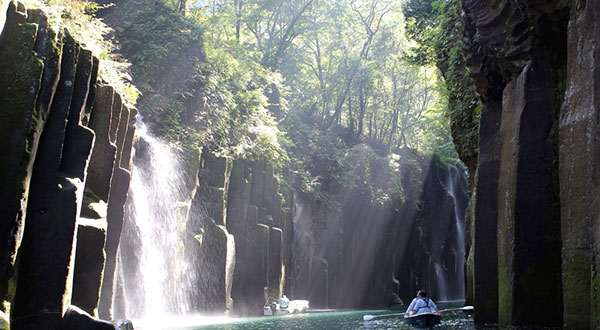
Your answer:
[497,266,512,327]
[563,252,591,329]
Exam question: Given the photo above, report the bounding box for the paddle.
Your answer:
[362,305,474,321]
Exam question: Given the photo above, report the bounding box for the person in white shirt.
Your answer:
[405,290,439,315]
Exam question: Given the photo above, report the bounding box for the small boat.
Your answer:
[263,300,309,316]
[404,313,441,327]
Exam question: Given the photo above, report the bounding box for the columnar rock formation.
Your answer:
[291,156,469,308]
[166,152,292,316]
[0,1,136,328]
[186,151,235,313]
[462,0,600,327]
[225,158,293,315]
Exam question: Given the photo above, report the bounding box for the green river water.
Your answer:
[136,303,518,330]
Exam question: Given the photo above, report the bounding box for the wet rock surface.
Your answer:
[0,1,136,328]
[290,156,468,309]
[461,0,599,327]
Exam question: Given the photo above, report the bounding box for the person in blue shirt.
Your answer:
[405,290,439,315]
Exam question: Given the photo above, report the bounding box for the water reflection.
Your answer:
[156,302,562,330]
[165,310,481,330]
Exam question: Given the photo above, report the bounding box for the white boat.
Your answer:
[263,300,309,316]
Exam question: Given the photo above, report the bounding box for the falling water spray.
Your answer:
[442,165,467,301]
[118,120,199,321]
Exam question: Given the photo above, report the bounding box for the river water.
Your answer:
[132,303,504,330]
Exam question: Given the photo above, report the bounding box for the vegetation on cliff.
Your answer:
[182,0,463,205]
[403,0,480,173]
[17,0,474,210]
[96,0,288,163]
[80,0,468,207]
[21,0,139,106]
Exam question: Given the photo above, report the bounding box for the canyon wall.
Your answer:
[183,151,292,316]
[0,1,135,328]
[179,150,468,314]
[225,158,293,315]
[291,154,468,308]
[462,0,600,327]
[0,0,471,322]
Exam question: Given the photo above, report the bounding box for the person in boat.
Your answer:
[279,295,290,309]
[405,289,439,316]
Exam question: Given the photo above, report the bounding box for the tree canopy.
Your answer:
[188,0,457,151]
[82,0,470,203]
[167,0,464,202]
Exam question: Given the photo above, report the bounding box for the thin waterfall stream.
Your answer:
[437,165,467,301]
[446,166,466,301]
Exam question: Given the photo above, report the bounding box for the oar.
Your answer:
[363,312,404,321]
[439,305,474,313]
[362,306,474,321]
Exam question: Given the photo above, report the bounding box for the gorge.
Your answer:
[1,0,600,329]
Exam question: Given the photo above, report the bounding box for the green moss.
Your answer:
[497,266,512,327]
[563,252,591,329]
[435,1,480,174]
[0,8,44,126]
[402,0,480,174]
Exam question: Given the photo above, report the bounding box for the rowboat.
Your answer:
[404,313,441,327]
[363,306,472,323]
[263,299,309,316]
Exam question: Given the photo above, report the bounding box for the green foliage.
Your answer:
[185,0,460,204]
[198,45,288,164]
[403,0,480,171]
[113,3,203,85]
[101,0,287,164]
[95,0,468,205]
[435,1,480,170]
[402,0,440,65]
[22,0,139,106]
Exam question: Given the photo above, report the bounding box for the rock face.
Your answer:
[0,1,135,328]
[186,151,235,313]
[225,159,293,315]
[461,0,600,327]
[291,156,468,308]
[165,151,467,315]
[560,1,600,328]
[0,0,48,305]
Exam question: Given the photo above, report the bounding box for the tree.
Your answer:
[403,0,480,171]
[242,0,315,69]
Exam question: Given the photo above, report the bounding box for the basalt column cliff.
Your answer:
[0,0,136,328]
[462,0,600,328]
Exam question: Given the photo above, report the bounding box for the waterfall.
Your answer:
[442,165,467,301]
[224,229,236,312]
[118,120,198,322]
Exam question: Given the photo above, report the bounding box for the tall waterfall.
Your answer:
[117,121,198,322]
[438,165,468,301]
